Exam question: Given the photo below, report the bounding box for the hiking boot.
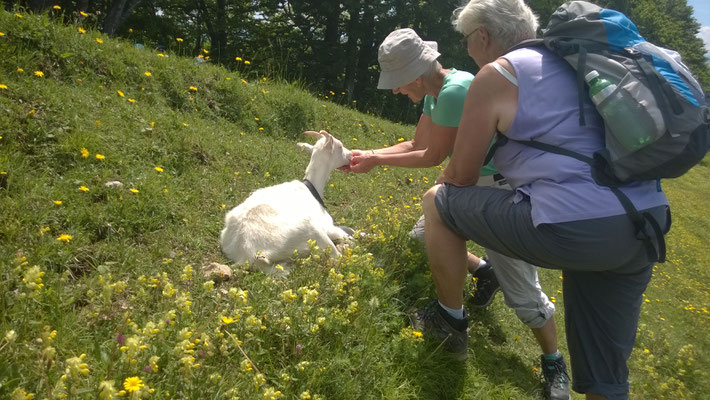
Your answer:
[541,354,571,400]
[409,300,469,361]
[468,262,501,308]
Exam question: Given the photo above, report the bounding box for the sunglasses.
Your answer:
[460,27,482,48]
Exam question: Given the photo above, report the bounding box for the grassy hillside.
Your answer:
[1,9,709,400]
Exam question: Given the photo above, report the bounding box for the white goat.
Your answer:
[220,130,353,274]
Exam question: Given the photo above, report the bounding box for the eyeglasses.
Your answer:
[460,27,481,48]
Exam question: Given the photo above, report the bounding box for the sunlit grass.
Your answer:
[1,8,709,400]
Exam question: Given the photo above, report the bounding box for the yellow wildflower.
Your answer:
[17,68,24,72]
[56,234,73,243]
[144,71,152,77]
[78,185,89,192]
[53,5,61,10]
[129,188,139,194]
[116,90,124,97]
[98,381,116,400]
[128,98,136,103]
[15,13,22,18]
[78,27,86,34]
[0,32,4,37]
[96,38,103,44]
[236,56,242,61]
[176,37,183,42]
[81,147,89,158]
[157,53,165,57]
[53,200,62,205]
[154,166,163,172]
[244,60,251,65]
[95,154,105,160]
[221,316,234,325]
[189,86,198,92]
[80,11,88,17]
[123,376,143,392]
[241,79,247,84]
[34,71,44,77]
[0,84,7,90]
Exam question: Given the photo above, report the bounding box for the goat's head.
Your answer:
[299,130,352,171]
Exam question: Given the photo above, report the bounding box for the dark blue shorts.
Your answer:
[435,184,669,399]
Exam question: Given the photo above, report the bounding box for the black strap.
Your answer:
[483,132,508,166]
[302,179,326,210]
[491,136,666,262]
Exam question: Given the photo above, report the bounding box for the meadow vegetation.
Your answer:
[1,9,709,400]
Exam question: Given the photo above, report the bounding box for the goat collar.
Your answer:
[302,179,326,210]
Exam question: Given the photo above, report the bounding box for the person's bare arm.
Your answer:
[438,60,518,186]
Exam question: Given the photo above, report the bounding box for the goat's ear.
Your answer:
[297,142,314,154]
[324,134,334,151]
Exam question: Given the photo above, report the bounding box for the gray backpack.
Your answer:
[489,1,709,262]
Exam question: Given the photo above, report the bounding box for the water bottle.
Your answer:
[585,70,655,152]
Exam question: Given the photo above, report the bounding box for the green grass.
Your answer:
[1,9,709,400]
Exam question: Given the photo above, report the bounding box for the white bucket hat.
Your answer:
[377,28,440,90]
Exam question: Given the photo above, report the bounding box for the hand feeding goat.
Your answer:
[220,130,352,274]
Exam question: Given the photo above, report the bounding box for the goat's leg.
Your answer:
[311,228,341,258]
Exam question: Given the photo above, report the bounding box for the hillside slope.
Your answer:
[1,9,709,400]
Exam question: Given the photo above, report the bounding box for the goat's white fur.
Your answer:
[220,130,352,274]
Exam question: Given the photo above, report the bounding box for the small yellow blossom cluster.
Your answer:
[119,336,148,370]
[297,286,319,305]
[229,287,249,305]
[11,387,35,400]
[22,265,45,297]
[61,353,90,381]
[399,326,424,341]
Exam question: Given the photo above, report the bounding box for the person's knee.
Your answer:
[514,306,554,329]
[422,184,441,217]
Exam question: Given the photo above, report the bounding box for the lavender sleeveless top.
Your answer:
[496,47,668,226]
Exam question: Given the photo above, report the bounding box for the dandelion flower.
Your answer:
[244,60,251,65]
[154,166,163,173]
[80,147,89,158]
[0,32,4,37]
[15,13,22,18]
[78,185,89,192]
[53,200,62,205]
[123,376,144,392]
[53,5,61,10]
[117,90,125,97]
[235,56,242,61]
[0,84,7,90]
[157,53,165,57]
[57,234,73,243]
[128,98,136,103]
[77,27,86,34]
[241,79,247,84]
[176,37,183,42]
[129,188,139,194]
[80,11,88,17]
[189,86,198,92]
[128,28,133,33]
[34,71,44,78]
[96,38,103,44]
[144,71,152,77]
[221,316,234,325]
[17,68,24,72]
[95,154,105,160]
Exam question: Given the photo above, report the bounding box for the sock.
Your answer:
[477,258,488,269]
[543,351,562,361]
[438,300,465,320]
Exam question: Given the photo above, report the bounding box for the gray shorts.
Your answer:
[411,175,555,329]
[435,183,669,399]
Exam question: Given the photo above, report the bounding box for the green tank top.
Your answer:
[422,69,497,176]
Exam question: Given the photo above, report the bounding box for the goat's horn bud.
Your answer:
[303,130,323,139]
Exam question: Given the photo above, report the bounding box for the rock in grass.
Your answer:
[203,262,232,282]
[104,180,124,188]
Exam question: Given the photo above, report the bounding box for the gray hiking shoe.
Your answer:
[541,354,571,400]
[469,262,501,308]
[409,300,469,361]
